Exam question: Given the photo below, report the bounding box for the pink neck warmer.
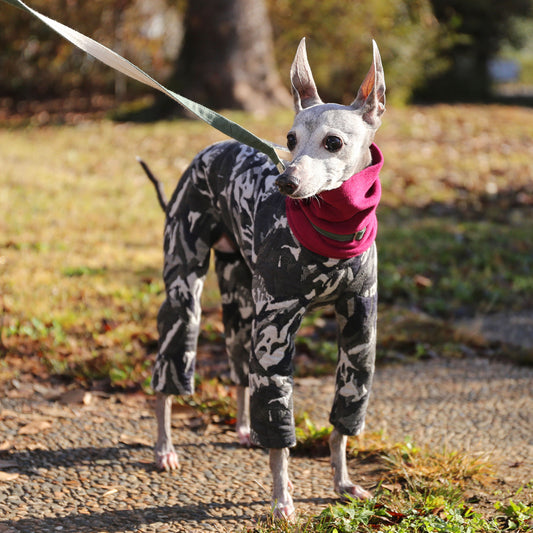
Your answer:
[285,143,383,259]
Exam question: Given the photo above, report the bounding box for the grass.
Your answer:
[377,105,533,319]
[1,104,532,388]
[283,497,533,533]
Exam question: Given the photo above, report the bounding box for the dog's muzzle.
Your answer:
[275,170,299,196]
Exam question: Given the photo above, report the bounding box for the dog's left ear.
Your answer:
[351,40,386,127]
[290,38,323,112]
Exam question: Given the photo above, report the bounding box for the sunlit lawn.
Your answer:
[0,104,532,388]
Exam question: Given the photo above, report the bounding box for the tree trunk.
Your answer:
[165,0,291,113]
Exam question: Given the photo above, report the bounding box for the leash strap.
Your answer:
[2,0,287,172]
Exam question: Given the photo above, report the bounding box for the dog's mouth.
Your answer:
[282,187,321,201]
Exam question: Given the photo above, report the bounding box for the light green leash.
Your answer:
[2,0,287,172]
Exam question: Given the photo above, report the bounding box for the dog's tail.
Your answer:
[137,156,168,212]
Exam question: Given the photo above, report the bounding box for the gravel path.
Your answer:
[0,356,532,532]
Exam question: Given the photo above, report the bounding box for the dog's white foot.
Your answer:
[272,498,296,521]
[154,393,179,471]
[237,425,252,447]
[235,385,251,447]
[270,448,295,520]
[329,428,371,501]
[155,445,180,471]
[335,482,372,501]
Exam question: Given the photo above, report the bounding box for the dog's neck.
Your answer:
[285,144,383,259]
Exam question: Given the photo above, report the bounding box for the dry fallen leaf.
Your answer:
[32,383,59,398]
[172,404,199,419]
[0,471,19,482]
[26,442,47,451]
[0,409,20,420]
[0,441,13,452]
[59,389,92,405]
[414,274,433,288]
[18,419,53,435]
[116,393,147,407]
[119,433,152,447]
[381,482,402,492]
[37,405,77,419]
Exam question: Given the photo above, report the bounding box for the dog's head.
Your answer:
[275,39,386,199]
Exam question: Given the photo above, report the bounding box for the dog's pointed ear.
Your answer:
[290,38,323,112]
[351,40,386,126]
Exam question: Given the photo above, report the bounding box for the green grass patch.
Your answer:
[249,495,533,532]
[293,412,333,457]
[378,211,532,318]
[62,265,108,277]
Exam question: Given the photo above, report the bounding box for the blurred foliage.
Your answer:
[267,0,451,105]
[0,0,181,99]
[3,0,532,106]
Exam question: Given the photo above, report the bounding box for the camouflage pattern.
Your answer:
[152,141,378,449]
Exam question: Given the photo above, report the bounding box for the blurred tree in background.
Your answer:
[159,0,291,114]
[415,0,533,101]
[1,0,532,109]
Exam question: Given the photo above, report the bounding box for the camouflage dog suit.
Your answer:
[152,141,380,449]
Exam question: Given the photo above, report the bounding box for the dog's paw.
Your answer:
[336,483,372,501]
[271,500,296,521]
[237,426,252,447]
[155,449,180,471]
[271,485,295,521]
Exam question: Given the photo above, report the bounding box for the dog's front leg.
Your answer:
[329,428,371,500]
[236,385,251,446]
[155,392,179,471]
[269,447,295,520]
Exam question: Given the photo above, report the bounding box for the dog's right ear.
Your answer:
[290,38,323,112]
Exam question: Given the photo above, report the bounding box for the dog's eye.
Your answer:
[287,133,297,151]
[324,136,343,152]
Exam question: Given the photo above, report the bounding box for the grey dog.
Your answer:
[146,38,386,519]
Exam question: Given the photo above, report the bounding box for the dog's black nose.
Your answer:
[275,173,299,196]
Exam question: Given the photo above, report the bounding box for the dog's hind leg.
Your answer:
[155,392,179,471]
[235,384,251,446]
[152,162,220,470]
[153,265,209,469]
[214,249,253,446]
